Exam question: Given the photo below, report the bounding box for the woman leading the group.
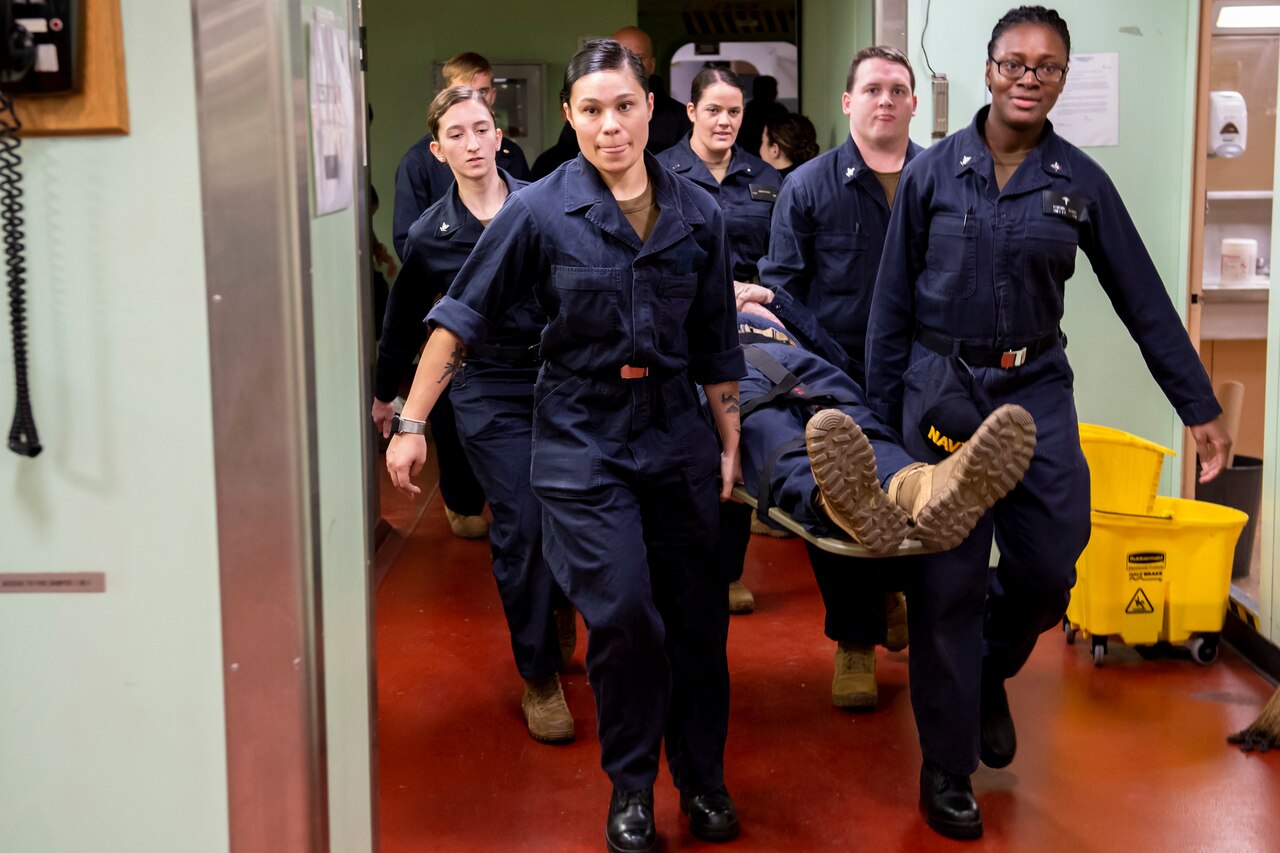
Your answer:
[385,40,744,853]
[865,6,1230,841]
[375,85,580,745]
[655,67,782,284]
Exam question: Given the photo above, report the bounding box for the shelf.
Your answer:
[1201,282,1270,302]
[1206,190,1274,201]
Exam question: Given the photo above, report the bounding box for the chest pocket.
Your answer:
[924,212,977,298]
[1024,216,1080,289]
[551,265,622,341]
[814,230,866,295]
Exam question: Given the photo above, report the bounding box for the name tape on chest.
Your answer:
[750,183,779,203]
[1042,189,1085,222]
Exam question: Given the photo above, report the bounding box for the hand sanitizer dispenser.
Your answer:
[1209,91,1247,158]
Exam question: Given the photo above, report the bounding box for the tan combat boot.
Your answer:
[884,590,909,652]
[750,515,795,538]
[887,404,1037,550]
[728,581,756,614]
[522,674,575,744]
[805,409,910,555]
[554,608,577,668]
[445,507,489,539]
[832,643,877,710]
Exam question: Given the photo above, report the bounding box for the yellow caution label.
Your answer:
[1125,588,1156,614]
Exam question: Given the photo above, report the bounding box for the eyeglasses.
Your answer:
[988,58,1067,84]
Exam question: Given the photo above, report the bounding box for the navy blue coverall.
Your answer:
[865,107,1222,776]
[654,136,781,283]
[428,153,745,795]
[755,134,923,647]
[759,134,923,384]
[380,170,568,680]
[385,136,527,517]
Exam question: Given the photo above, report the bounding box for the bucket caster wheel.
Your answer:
[1187,634,1219,665]
[1063,618,1077,645]
[1092,636,1107,667]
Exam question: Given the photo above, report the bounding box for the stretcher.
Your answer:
[731,484,931,557]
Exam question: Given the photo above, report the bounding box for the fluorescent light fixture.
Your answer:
[1217,5,1280,27]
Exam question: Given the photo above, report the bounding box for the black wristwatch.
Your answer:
[391,414,429,436]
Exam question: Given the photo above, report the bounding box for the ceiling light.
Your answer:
[1217,5,1280,28]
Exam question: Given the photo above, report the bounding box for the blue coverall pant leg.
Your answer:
[900,347,1093,776]
[450,365,568,679]
[429,384,487,516]
[534,370,727,794]
[719,501,752,585]
[982,352,1093,680]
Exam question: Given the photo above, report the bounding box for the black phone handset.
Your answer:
[1,1,83,457]
[1,2,37,456]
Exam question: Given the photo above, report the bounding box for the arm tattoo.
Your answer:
[438,343,463,384]
[719,392,741,415]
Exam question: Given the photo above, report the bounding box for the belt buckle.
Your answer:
[619,364,649,379]
[1000,347,1028,369]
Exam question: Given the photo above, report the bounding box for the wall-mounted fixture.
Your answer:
[1210,90,1248,157]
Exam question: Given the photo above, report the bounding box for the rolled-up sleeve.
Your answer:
[427,193,543,350]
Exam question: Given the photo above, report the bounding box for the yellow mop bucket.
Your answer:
[1066,496,1247,665]
[1078,423,1176,514]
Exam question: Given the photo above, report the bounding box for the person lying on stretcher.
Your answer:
[731,285,1037,555]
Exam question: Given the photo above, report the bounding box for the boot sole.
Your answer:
[920,801,984,841]
[832,691,878,710]
[525,720,575,744]
[913,404,1037,551]
[805,410,909,555]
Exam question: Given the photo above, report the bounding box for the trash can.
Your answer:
[1195,454,1263,580]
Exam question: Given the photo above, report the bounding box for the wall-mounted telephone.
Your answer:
[1,1,81,456]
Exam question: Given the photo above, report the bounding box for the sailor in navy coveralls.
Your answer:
[864,8,1231,841]
[385,41,745,853]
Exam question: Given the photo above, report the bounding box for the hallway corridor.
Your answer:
[375,470,1280,852]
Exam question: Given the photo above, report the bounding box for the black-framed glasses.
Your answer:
[988,57,1067,83]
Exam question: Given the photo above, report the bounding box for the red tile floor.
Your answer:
[375,461,1280,852]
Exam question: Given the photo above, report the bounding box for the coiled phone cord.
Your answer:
[0,89,39,457]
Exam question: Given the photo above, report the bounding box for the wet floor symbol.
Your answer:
[1125,588,1155,614]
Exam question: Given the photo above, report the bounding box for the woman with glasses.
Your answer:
[865,5,1230,841]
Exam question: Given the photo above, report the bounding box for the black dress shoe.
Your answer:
[919,761,983,840]
[679,786,740,842]
[606,787,656,853]
[980,672,1017,768]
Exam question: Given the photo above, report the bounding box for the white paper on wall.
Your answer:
[310,8,355,215]
[1048,52,1120,148]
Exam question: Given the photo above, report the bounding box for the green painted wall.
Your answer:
[0,2,230,851]
[364,0,637,253]
[800,0,874,152]
[300,2,376,850]
[906,0,1201,496]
